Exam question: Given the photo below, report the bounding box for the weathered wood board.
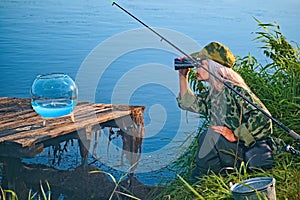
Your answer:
[0,97,145,158]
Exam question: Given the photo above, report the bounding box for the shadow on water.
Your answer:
[0,126,163,200]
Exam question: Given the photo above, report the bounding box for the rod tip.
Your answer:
[109,0,115,5]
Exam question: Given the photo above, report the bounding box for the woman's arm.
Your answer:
[179,68,189,98]
[177,69,209,114]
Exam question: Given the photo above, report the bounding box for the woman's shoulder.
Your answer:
[223,82,248,93]
[223,82,255,101]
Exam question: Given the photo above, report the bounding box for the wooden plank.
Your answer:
[0,109,130,144]
[14,110,131,147]
[0,113,41,133]
[0,98,143,147]
[0,102,107,133]
[0,109,36,125]
[0,104,110,140]
[0,98,31,111]
[0,97,145,160]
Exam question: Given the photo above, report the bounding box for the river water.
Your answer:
[1,0,299,185]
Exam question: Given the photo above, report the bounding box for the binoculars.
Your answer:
[174,57,200,70]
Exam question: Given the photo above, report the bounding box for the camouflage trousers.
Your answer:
[190,128,274,183]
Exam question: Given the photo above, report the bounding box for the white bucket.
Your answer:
[230,177,276,200]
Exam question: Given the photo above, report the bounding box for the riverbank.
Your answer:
[14,163,163,200]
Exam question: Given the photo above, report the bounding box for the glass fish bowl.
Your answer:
[30,73,78,118]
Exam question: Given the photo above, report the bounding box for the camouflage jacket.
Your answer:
[177,83,273,147]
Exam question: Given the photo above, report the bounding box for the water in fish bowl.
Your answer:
[31,98,76,118]
[30,73,78,119]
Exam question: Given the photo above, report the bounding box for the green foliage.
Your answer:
[160,19,300,199]
[90,165,141,200]
[0,187,18,200]
[188,70,208,94]
[0,181,51,200]
[177,174,205,200]
[234,18,300,143]
[161,154,299,200]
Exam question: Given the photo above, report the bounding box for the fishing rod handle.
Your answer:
[289,130,300,141]
[286,145,300,156]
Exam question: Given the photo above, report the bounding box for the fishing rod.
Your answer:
[110,1,300,142]
[286,145,300,156]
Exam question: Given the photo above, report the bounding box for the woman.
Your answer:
[177,42,274,183]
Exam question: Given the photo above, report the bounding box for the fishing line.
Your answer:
[110,1,300,142]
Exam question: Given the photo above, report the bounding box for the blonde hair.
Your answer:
[206,59,251,95]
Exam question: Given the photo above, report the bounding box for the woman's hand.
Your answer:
[179,68,189,78]
[178,67,190,98]
[210,125,237,142]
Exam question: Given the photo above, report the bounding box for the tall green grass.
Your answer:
[90,163,141,200]
[0,181,51,200]
[159,19,300,199]
[235,18,300,143]
[0,187,18,200]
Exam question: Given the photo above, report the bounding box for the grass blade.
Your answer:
[114,191,141,200]
[177,174,205,200]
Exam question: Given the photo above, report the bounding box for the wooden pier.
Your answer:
[0,97,145,190]
[0,97,145,194]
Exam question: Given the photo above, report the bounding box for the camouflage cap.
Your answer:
[190,42,236,68]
